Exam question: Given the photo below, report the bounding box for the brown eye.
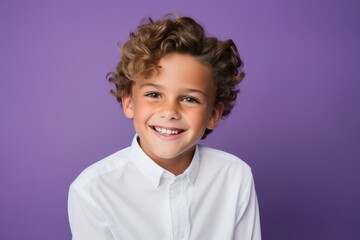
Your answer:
[182,97,200,104]
[145,92,161,98]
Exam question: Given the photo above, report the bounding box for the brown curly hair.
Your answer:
[108,15,245,139]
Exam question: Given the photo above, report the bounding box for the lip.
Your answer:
[149,125,186,139]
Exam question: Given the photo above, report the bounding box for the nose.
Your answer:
[159,99,181,120]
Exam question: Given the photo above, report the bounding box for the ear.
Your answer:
[121,94,134,119]
[206,102,224,130]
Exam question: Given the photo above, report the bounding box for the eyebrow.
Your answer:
[140,83,208,97]
[140,83,164,90]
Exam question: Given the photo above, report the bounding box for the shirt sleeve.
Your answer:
[234,169,262,240]
[68,185,114,240]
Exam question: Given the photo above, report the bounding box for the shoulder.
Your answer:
[198,145,251,169]
[70,146,132,189]
[197,145,252,178]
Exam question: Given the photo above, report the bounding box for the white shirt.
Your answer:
[68,136,261,240]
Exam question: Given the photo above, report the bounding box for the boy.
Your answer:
[68,15,261,239]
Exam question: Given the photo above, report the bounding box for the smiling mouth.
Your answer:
[150,126,185,136]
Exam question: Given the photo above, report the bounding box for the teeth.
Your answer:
[154,127,180,135]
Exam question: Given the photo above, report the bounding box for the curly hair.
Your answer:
[108,15,245,139]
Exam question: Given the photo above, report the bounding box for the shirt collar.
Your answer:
[185,145,200,185]
[130,135,200,187]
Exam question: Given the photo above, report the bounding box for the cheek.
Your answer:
[186,108,212,127]
[133,101,157,122]
[132,98,148,113]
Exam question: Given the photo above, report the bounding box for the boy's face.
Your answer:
[122,53,223,170]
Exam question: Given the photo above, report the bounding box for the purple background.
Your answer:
[1,0,359,239]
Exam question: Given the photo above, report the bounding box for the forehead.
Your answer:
[137,53,215,87]
[158,54,211,73]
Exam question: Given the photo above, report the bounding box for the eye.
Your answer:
[145,92,161,99]
[182,96,200,104]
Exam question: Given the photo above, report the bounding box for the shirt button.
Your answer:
[175,231,184,239]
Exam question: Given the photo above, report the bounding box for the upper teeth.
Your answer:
[154,127,180,135]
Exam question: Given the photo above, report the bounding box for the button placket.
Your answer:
[169,178,188,240]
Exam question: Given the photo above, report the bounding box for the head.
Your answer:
[108,15,245,139]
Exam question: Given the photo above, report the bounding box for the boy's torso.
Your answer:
[69,136,252,240]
